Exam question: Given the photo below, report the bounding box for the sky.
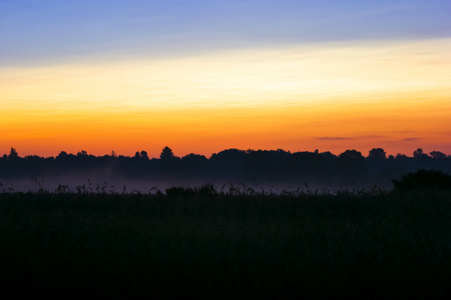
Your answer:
[1,0,450,158]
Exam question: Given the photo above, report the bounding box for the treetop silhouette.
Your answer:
[160,147,175,160]
[0,146,450,188]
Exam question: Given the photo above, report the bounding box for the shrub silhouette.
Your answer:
[165,183,217,196]
[392,169,451,191]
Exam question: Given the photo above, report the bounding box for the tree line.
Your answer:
[1,147,450,187]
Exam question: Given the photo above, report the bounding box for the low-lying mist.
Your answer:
[2,147,449,194]
[0,171,392,195]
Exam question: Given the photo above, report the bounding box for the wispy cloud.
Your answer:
[391,130,416,134]
[317,135,387,141]
[402,138,422,142]
[317,137,351,141]
[358,135,387,139]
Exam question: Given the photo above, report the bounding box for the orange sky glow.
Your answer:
[1,39,450,158]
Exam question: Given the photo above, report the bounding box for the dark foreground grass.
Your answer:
[1,190,451,298]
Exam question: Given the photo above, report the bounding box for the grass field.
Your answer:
[1,189,451,298]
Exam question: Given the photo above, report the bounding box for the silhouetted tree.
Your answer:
[393,169,451,191]
[77,150,88,157]
[366,148,388,177]
[368,148,386,159]
[25,155,42,160]
[339,150,364,160]
[396,153,408,160]
[337,150,367,182]
[245,150,278,180]
[413,148,428,159]
[140,151,148,159]
[430,151,446,159]
[320,151,337,160]
[0,145,449,188]
[8,147,18,159]
[57,151,68,159]
[210,149,246,180]
[182,153,208,163]
[160,147,175,160]
[283,151,330,184]
[181,154,209,177]
[134,150,149,160]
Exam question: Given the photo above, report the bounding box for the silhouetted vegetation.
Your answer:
[1,147,451,297]
[165,183,217,196]
[0,147,450,191]
[1,190,451,298]
[393,169,451,191]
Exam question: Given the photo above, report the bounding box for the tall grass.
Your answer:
[0,189,451,298]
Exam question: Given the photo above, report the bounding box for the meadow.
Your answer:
[1,187,451,298]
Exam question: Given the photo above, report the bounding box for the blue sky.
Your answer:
[1,0,450,66]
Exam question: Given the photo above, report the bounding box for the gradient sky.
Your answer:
[1,0,450,158]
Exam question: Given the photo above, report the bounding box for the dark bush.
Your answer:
[165,186,193,196]
[392,169,451,191]
[165,183,217,196]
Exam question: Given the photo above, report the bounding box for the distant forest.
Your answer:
[1,147,450,189]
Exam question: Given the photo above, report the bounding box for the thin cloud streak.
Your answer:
[317,137,351,141]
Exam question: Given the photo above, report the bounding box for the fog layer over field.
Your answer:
[1,148,449,193]
[0,173,391,195]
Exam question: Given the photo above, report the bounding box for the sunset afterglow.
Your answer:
[1,0,450,158]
